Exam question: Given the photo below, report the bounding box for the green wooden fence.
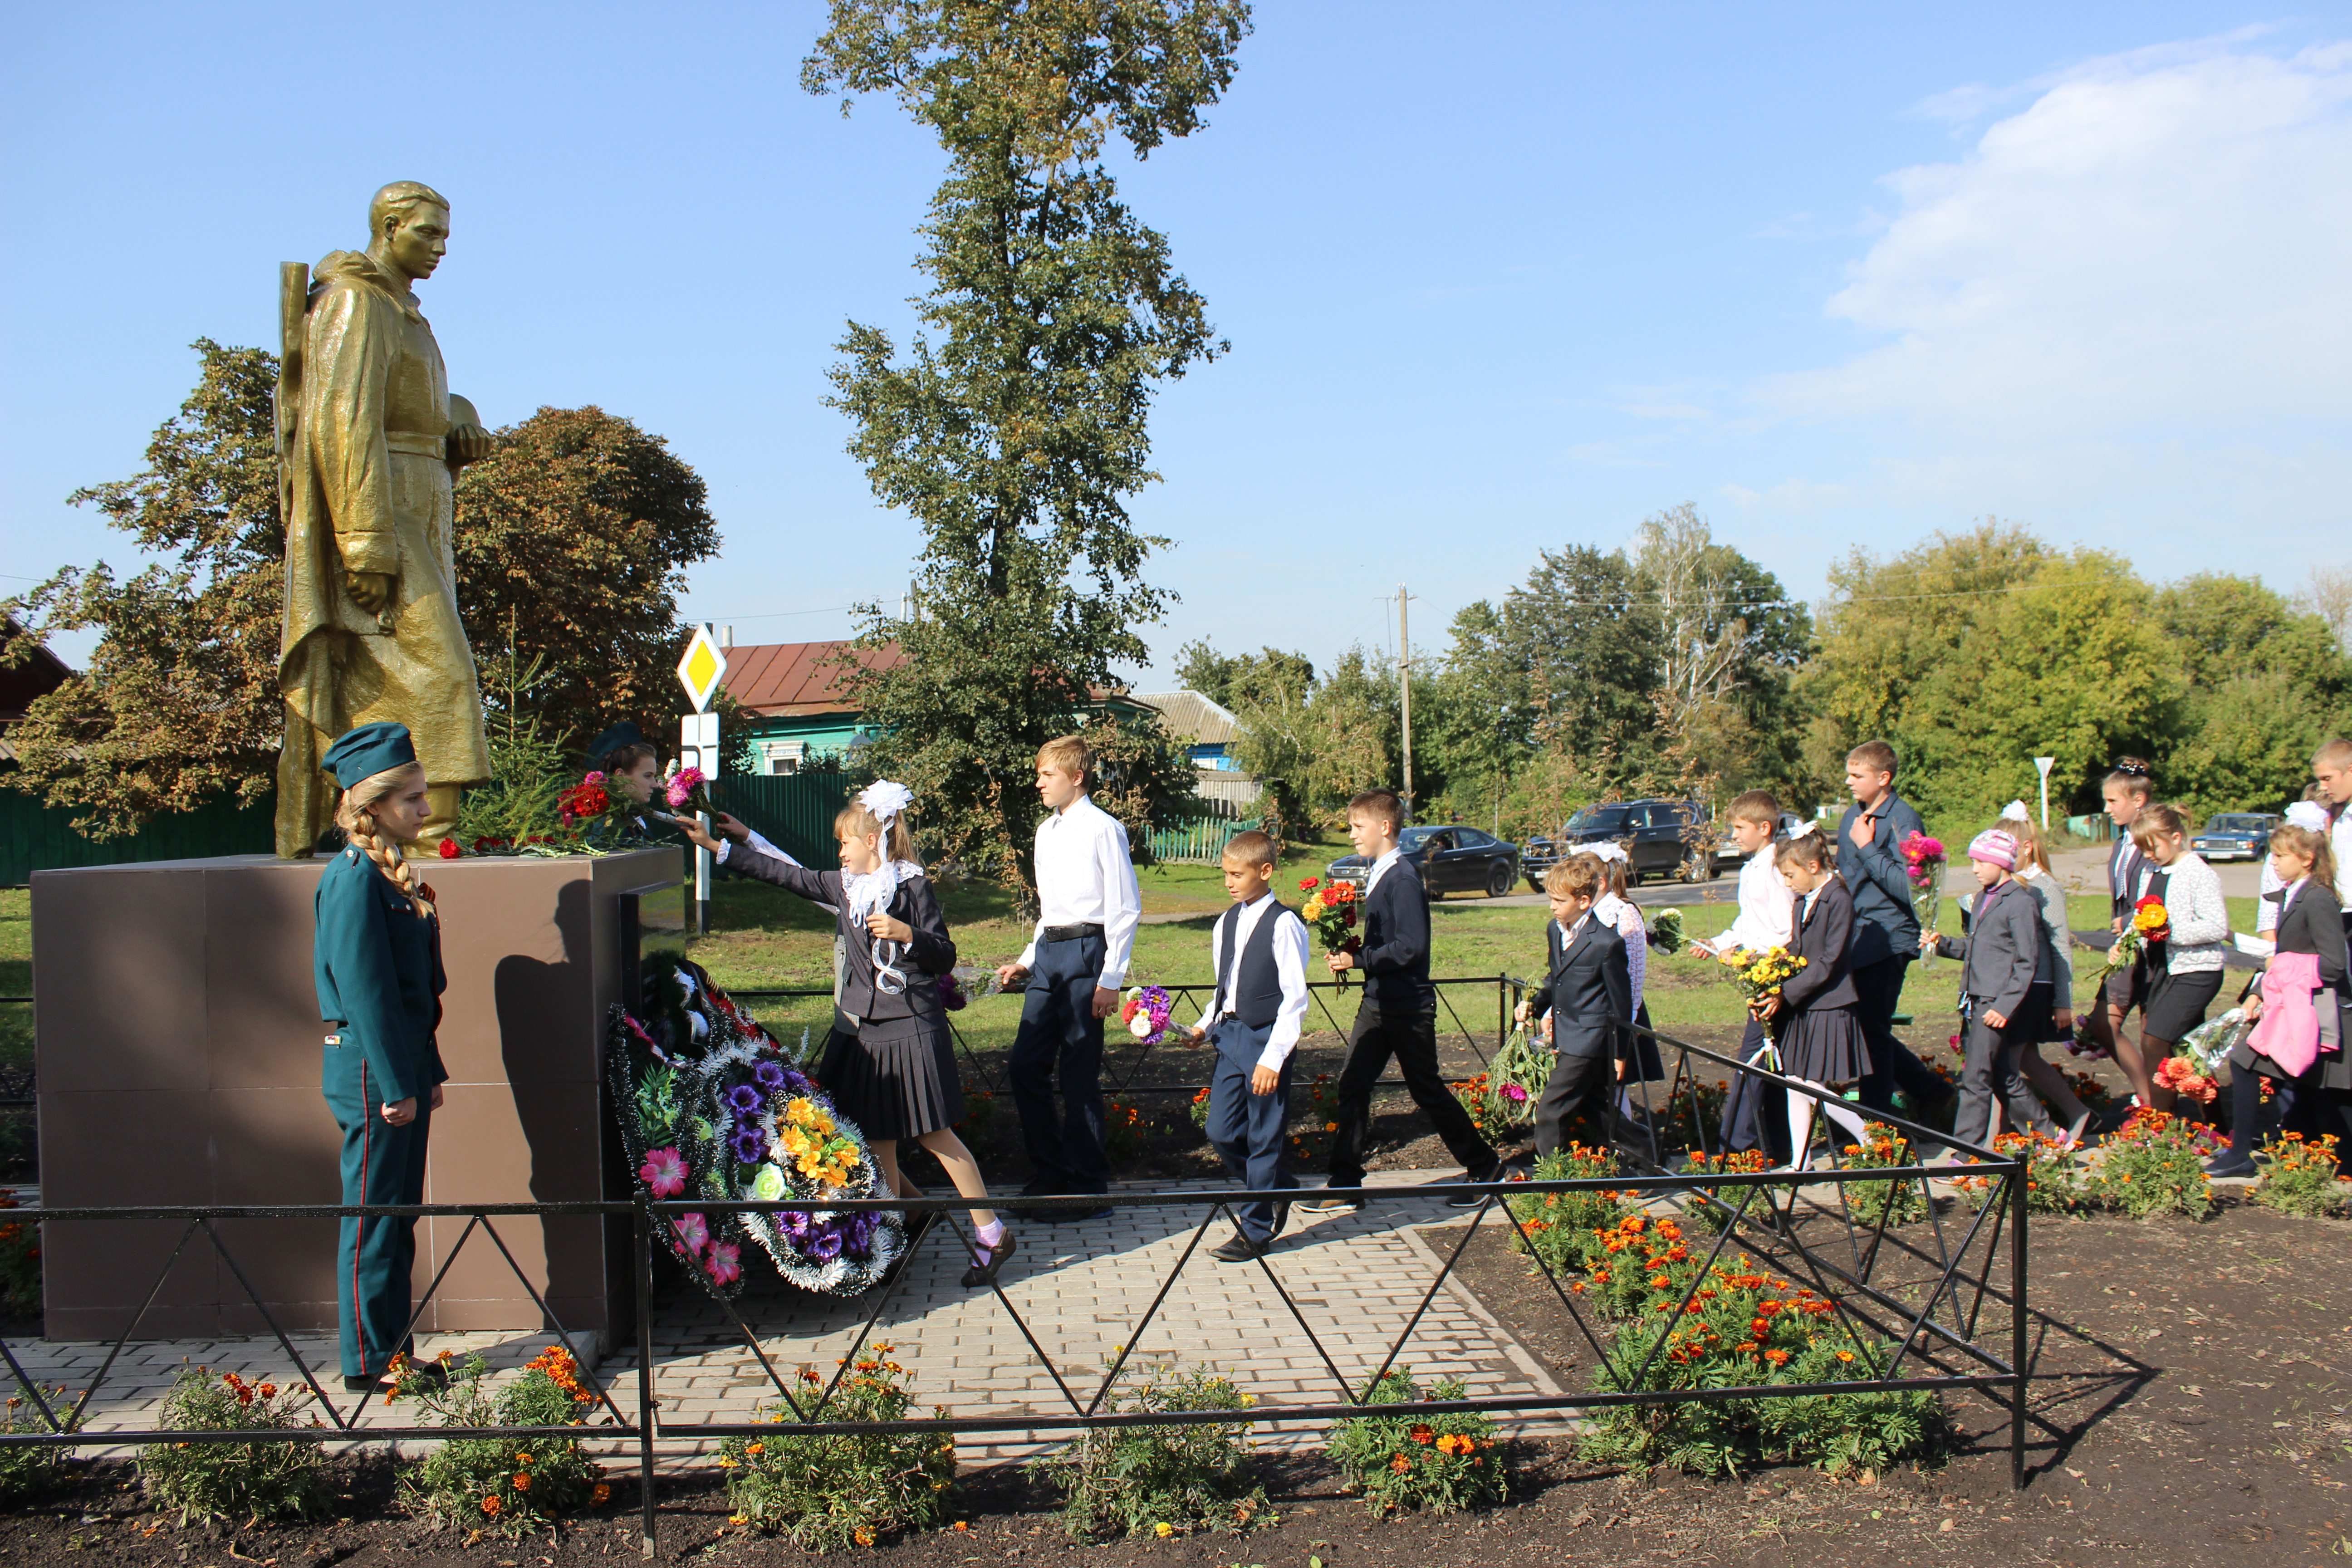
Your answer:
[1148,813,1245,865]
[0,787,276,885]
[715,773,854,867]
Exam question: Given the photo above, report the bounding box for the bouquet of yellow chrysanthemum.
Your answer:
[1720,946,1808,1048]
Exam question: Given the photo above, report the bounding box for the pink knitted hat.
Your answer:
[1967,828,2018,869]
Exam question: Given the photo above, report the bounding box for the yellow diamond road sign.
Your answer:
[676,625,727,714]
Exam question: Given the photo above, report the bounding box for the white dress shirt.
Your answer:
[1198,893,1312,1071]
[1362,845,1404,898]
[1720,846,1796,954]
[1015,793,1142,989]
[1592,891,1647,1016]
[2332,810,2352,909]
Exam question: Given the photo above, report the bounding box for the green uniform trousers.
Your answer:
[323,1036,431,1380]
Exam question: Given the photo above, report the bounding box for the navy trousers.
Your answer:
[1719,1016,1793,1162]
[1008,933,1111,1194]
[1205,1020,1295,1245]
[1851,954,1948,1113]
[324,1045,431,1381]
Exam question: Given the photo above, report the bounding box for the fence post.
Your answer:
[635,1196,659,1557]
[2009,1152,2029,1490]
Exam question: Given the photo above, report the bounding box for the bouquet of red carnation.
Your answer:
[1298,877,1364,985]
[559,772,612,827]
[2153,1053,2219,1105]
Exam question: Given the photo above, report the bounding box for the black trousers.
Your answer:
[1851,954,1946,1113]
[1535,1049,1616,1156]
[1007,933,1110,1194]
[1327,998,1496,1188]
[1718,1015,1792,1162]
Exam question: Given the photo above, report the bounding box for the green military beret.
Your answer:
[586,720,647,770]
[323,721,418,789]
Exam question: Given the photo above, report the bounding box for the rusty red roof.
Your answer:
[720,640,904,717]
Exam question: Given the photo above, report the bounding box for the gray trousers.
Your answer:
[1953,1013,2050,1150]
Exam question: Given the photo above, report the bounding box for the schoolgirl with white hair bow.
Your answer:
[681,782,1017,1288]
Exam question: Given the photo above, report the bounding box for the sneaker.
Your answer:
[1208,1231,1268,1264]
[1298,1188,1362,1214]
[960,1229,1018,1289]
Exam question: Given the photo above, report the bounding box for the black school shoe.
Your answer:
[2202,1149,2259,1179]
[1209,1231,1268,1264]
[961,1229,1018,1288]
[1445,1164,1507,1209]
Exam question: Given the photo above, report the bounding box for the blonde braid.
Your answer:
[334,763,434,918]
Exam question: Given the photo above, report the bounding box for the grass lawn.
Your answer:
[0,890,26,1068]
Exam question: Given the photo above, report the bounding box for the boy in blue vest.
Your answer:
[1186,830,1311,1261]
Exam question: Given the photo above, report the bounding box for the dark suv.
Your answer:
[1521,799,1710,891]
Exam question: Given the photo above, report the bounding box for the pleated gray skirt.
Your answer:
[1777,1005,1871,1088]
[818,1016,963,1142]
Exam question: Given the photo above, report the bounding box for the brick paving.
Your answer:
[2,1170,1569,1466]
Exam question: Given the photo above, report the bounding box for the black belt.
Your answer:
[1042,922,1105,943]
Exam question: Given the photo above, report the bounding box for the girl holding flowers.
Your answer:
[2209,823,2348,1177]
[1749,827,1875,1170]
[2130,804,2229,1113]
[678,784,1016,1288]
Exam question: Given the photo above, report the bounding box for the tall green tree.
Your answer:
[3,340,283,835]
[806,0,1249,892]
[2152,574,2352,817]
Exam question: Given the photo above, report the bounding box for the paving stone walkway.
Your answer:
[2,1170,1569,1466]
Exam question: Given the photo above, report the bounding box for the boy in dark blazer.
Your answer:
[1517,857,1634,1156]
[1303,789,1501,1211]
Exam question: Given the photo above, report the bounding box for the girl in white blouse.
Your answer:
[2131,803,2230,1111]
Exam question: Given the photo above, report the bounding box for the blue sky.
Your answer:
[5,2,2347,683]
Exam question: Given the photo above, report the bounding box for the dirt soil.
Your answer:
[8,1196,2348,1565]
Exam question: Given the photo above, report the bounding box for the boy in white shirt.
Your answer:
[1186,831,1311,1262]
[996,735,1143,1217]
[1691,790,1795,1159]
[2313,739,2352,918]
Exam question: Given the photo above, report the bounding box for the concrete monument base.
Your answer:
[29,849,679,1343]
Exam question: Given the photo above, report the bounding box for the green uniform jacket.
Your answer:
[313,846,448,1104]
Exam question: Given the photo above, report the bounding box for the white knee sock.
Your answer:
[1785,1083,1871,1165]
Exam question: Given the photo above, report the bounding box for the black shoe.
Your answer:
[1445,1165,1504,1209]
[2202,1151,2259,1179]
[1036,1196,1113,1222]
[1209,1231,1268,1264]
[1298,1188,1362,1214]
[1270,1200,1291,1237]
[960,1229,1018,1289]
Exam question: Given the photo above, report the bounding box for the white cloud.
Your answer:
[1760,39,2352,435]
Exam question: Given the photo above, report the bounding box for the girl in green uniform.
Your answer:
[314,722,450,1391]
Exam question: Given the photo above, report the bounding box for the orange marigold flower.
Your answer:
[1764,1348,1790,1366]
[1391,1454,1413,1473]
[592,1483,612,1506]
[513,1473,531,1492]
[482,1495,503,1515]
[1409,1424,1436,1445]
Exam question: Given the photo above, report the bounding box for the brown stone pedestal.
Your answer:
[29,849,679,1343]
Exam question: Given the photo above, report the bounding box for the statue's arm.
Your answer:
[446,394,492,467]
[304,284,401,579]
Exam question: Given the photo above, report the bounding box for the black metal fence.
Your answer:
[0,1026,2027,1555]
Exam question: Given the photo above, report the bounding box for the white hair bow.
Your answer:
[859,779,914,826]
[2000,799,2030,822]
[1588,841,1630,865]
[1789,820,1820,839]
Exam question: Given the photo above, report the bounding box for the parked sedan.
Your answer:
[2192,812,2278,862]
[1325,824,1521,899]
[1522,799,1709,891]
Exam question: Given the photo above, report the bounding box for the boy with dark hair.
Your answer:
[1517,857,1633,1153]
[1301,790,1500,1212]
[1187,830,1310,1261]
[1838,741,1950,1118]
[997,735,1142,1219]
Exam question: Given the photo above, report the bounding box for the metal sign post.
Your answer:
[2034,755,2056,833]
[676,626,729,938]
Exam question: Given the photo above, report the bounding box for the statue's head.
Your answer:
[368,181,451,284]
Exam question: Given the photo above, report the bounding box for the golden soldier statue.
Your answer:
[275,181,494,855]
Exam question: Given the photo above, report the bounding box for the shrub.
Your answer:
[1679,1148,1769,1234]
[396,1347,609,1534]
[716,1344,954,1549]
[1505,1144,1638,1275]
[1834,1122,1927,1228]
[1029,1363,1272,1541]
[139,1368,329,1526]
[2095,1107,2216,1220]
[1287,1074,1339,1168]
[1954,1131,2092,1216]
[1578,1257,1946,1478]
[0,1196,39,1315]
[1450,1073,1533,1145]
[1103,1098,1149,1162]
[1571,1211,1706,1320]
[0,1388,74,1505]
[2255,1132,2352,1219]
[1325,1370,1507,1515]
[1189,1086,1211,1128]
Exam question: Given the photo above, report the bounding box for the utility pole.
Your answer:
[1397,584,1414,817]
